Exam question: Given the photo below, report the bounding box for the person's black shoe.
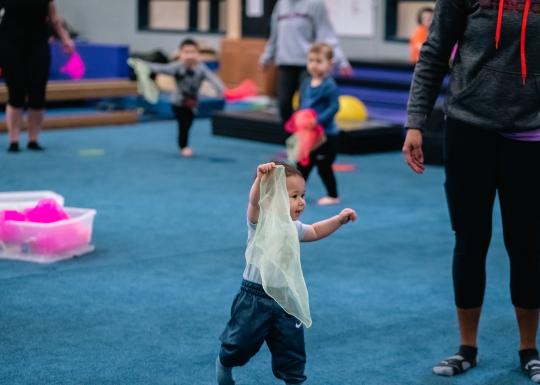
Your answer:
[7,142,20,152]
[27,141,45,151]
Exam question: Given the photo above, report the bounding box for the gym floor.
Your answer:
[0,120,528,384]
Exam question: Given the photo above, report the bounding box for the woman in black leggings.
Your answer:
[1,0,74,152]
[403,0,540,382]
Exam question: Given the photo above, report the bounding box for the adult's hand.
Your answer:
[402,128,425,174]
[62,38,75,55]
[339,64,353,77]
[259,62,270,72]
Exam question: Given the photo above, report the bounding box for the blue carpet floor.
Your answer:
[0,119,533,385]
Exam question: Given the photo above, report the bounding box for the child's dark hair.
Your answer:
[416,7,434,25]
[272,160,304,179]
[309,42,334,61]
[180,38,199,50]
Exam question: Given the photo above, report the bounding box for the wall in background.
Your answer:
[55,0,222,55]
[56,0,409,61]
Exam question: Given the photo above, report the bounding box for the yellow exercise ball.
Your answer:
[337,95,368,122]
[292,91,300,111]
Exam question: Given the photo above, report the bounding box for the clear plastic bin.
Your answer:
[0,207,96,263]
[0,191,64,211]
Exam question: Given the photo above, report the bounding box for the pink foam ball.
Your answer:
[24,199,69,223]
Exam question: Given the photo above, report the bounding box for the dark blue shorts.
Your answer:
[219,280,306,384]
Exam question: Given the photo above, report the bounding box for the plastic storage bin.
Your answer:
[0,191,64,211]
[0,207,96,263]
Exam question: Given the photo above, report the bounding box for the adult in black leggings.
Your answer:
[276,65,307,126]
[403,0,540,382]
[1,0,74,152]
[258,0,352,123]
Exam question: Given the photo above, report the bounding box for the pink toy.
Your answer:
[29,224,91,255]
[23,199,69,223]
[1,210,26,222]
[60,51,86,80]
[285,109,326,166]
[224,79,258,101]
[0,210,26,243]
[0,199,75,252]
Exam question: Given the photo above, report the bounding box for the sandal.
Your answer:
[524,359,540,383]
[433,354,477,376]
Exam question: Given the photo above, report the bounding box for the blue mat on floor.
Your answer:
[0,120,532,385]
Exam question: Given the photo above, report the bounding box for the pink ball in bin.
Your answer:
[0,210,26,243]
[1,210,26,222]
[30,223,90,255]
[24,199,69,223]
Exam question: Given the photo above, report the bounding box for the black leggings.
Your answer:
[171,105,195,149]
[277,65,307,123]
[444,118,540,309]
[3,41,50,109]
[297,135,338,198]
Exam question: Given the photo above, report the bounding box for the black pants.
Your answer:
[171,105,195,149]
[219,280,306,384]
[444,118,540,309]
[297,135,339,198]
[2,40,50,109]
[277,65,307,123]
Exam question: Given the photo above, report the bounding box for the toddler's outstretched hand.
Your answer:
[338,208,357,225]
[256,162,277,178]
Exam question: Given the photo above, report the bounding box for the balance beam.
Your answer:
[0,110,139,131]
[0,79,138,103]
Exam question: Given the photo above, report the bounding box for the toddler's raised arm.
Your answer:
[303,208,357,242]
[247,162,277,224]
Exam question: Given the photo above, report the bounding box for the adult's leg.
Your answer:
[277,66,305,124]
[6,105,24,146]
[3,42,27,149]
[27,110,45,144]
[434,119,498,376]
[498,137,540,353]
[27,42,50,147]
[445,119,497,341]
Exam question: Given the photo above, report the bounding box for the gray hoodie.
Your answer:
[407,0,540,132]
[259,0,350,69]
[145,61,224,109]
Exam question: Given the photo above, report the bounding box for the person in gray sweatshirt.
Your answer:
[403,0,540,382]
[259,0,352,123]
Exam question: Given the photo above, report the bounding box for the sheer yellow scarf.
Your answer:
[245,166,312,327]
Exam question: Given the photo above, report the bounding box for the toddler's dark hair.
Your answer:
[416,7,434,25]
[271,160,304,179]
[180,38,199,50]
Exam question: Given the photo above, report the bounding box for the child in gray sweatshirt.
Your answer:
[144,38,224,157]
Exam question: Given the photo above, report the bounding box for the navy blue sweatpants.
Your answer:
[219,280,306,384]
